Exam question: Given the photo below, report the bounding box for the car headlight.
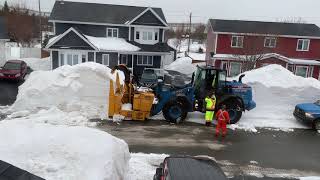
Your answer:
[305,112,314,118]
[15,73,21,77]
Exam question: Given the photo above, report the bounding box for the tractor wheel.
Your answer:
[163,100,187,124]
[223,99,243,124]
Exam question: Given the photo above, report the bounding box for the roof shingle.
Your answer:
[209,19,320,37]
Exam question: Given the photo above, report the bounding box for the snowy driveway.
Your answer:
[98,120,320,178]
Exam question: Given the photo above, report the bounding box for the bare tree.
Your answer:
[191,24,206,43]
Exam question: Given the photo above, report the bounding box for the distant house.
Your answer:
[206,19,320,79]
[45,1,175,76]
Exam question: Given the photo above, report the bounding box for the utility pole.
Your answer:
[38,0,42,48]
[187,12,192,53]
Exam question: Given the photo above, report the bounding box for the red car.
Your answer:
[0,60,28,81]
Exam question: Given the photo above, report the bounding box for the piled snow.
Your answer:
[237,64,320,89]
[9,62,125,124]
[126,153,167,180]
[168,38,206,53]
[300,177,320,180]
[187,52,206,61]
[232,65,320,131]
[0,119,130,180]
[21,57,52,71]
[165,57,196,75]
[85,36,140,52]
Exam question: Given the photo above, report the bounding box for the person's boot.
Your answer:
[205,121,211,126]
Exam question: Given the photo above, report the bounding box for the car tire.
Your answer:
[313,120,320,131]
[163,100,187,124]
[223,99,243,124]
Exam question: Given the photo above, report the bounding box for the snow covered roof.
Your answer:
[85,36,140,52]
[213,53,320,65]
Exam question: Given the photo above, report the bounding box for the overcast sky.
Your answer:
[2,0,320,25]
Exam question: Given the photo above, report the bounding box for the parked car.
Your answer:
[294,100,320,130]
[153,156,227,180]
[140,69,159,87]
[0,60,28,81]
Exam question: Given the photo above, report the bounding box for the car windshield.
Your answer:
[3,62,21,70]
[142,73,157,80]
[315,100,320,106]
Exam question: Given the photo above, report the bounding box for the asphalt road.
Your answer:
[98,120,320,178]
[0,80,20,106]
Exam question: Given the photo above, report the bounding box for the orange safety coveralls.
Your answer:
[215,109,230,137]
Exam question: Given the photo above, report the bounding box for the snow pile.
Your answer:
[168,38,206,53]
[85,36,140,52]
[127,153,167,180]
[237,64,320,89]
[10,62,124,123]
[0,119,130,180]
[21,57,52,71]
[233,65,320,131]
[165,57,196,75]
[300,177,320,180]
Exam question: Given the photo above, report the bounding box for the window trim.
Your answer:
[296,39,310,51]
[102,54,110,66]
[220,61,228,70]
[106,28,119,38]
[229,62,242,77]
[231,35,244,48]
[121,54,128,65]
[137,55,153,66]
[295,65,308,77]
[58,51,87,67]
[264,37,277,48]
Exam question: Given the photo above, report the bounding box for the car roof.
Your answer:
[6,60,24,64]
[165,157,227,180]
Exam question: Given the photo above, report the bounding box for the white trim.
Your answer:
[296,39,310,51]
[309,66,314,77]
[102,54,110,66]
[127,7,169,27]
[295,65,309,77]
[162,29,165,42]
[94,52,97,62]
[45,27,98,50]
[130,24,170,29]
[214,33,218,53]
[53,22,56,35]
[129,26,131,40]
[231,35,244,48]
[136,55,154,66]
[50,51,53,70]
[214,31,320,40]
[318,71,320,81]
[106,28,119,38]
[264,37,277,48]
[220,61,228,70]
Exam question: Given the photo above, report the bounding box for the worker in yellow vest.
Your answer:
[205,92,216,126]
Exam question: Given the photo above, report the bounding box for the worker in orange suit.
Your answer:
[215,105,230,137]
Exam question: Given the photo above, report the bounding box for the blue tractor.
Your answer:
[151,66,256,124]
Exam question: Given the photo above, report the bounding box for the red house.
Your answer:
[206,19,320,79]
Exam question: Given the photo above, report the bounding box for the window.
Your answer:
[264,37,277,48]
[121,55,128,65]
[287,64,294,72]
[106,28,118,38]
[230,62,242,77]
[297,39,310,51]
[295,66,308,77]
[231,36,244,48]
[60,53,65,66]
[136,31,140,39]
[220,61,228,70]
[59,52,84,66]
[102,54,109,66]
[82,54,86,63]
[155,32,158,41]
[142,32,153,41]
[67,54,73,65]
[137,55,153,66]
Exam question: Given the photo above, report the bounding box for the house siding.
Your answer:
[51,31,95,50]
[52,51,59,69]
[132,10,165,26]
[96,52,118,68]
[216,34,320,59]
[55,23,129,39]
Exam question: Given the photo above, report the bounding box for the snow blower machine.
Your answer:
[108,64,256,124]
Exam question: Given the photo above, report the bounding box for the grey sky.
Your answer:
[2,0,320,25]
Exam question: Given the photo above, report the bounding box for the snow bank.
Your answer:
[86,36,140,52]
[165,57,196,75]
[127,153,167,180]
[21,57,51,71]
[237,64,320,89]
[10,62,124,122]
[0,120,130,180]
[168,38,206,53]
[300,177,320,180]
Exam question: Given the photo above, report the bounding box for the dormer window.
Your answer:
[134,27,160,45]
[106,28,118,38]
[297,39,310,51]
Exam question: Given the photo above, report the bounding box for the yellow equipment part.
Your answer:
[108,72,155,121]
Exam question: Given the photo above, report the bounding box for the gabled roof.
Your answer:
[208,19,320,37]
[50,1,167,26]
[0,17,9,40]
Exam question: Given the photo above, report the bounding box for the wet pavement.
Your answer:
[0,81,19,106]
